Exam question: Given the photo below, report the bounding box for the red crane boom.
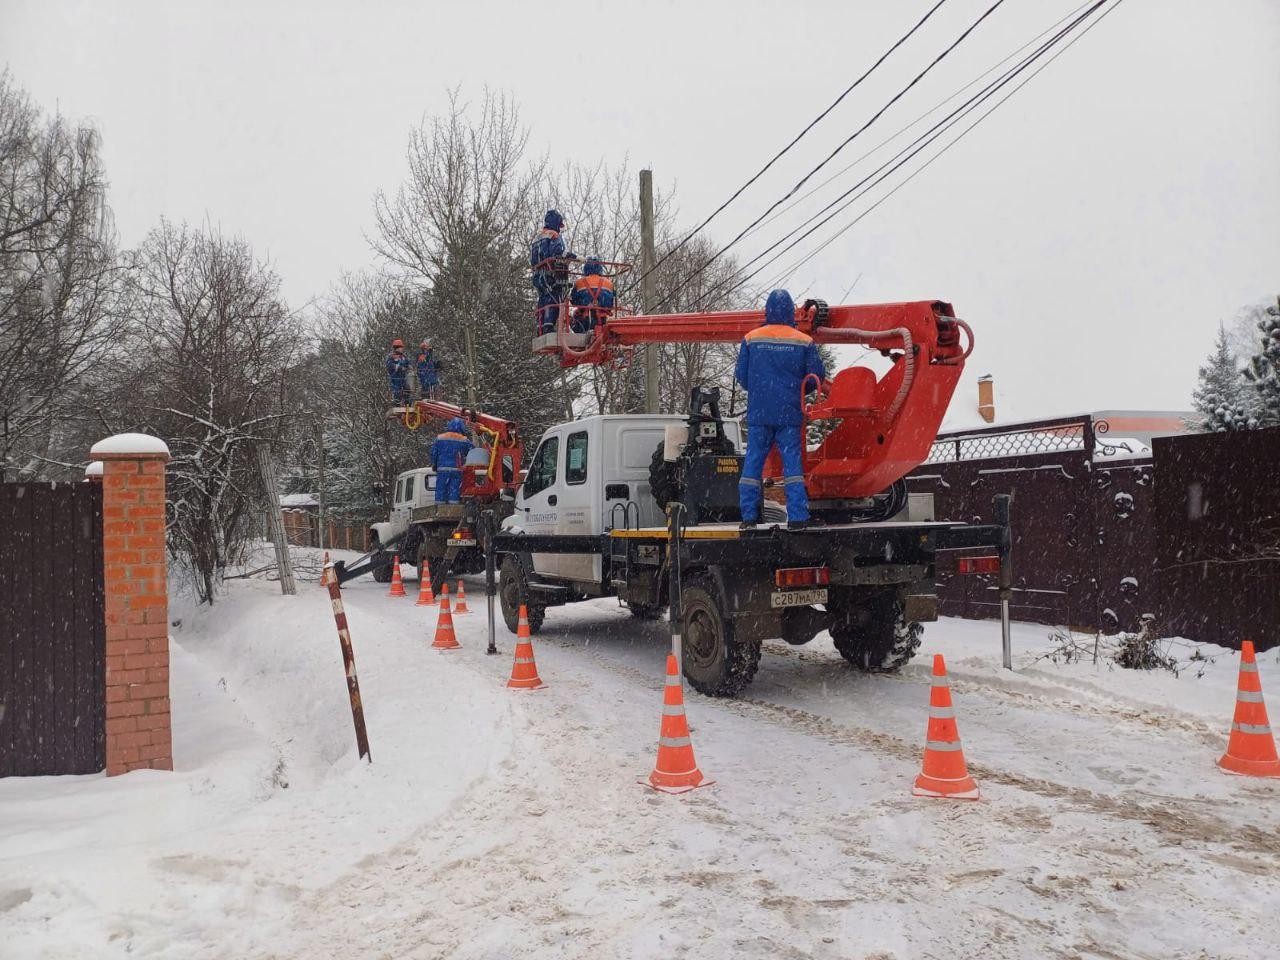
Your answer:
[400,399,523,499]
[533,299,972,501]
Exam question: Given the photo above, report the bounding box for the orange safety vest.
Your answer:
[573,273,615,319]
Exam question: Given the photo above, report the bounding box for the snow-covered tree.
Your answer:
[1192,325,1252,431]
[1242,297,1280,427]
[0,71,127,480]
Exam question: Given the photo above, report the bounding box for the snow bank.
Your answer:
[0,563,512,956]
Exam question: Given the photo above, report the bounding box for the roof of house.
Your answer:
[279,493,319,508]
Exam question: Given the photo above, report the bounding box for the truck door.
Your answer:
[518,434,561,577]
[556,428,600,584]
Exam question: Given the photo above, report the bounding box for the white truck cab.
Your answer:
[505,414,743,585]
[371,467,437,548]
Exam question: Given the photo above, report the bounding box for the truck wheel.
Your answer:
[681,576,760,697]
[499,557,544,634]
[371,549,393,583]
[831,593,923,672]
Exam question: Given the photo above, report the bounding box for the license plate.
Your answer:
[770,588,828,608]
[449,539,477,548]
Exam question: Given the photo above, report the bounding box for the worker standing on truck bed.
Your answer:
[386,339,411,405]
[430,417,473,503]
[416,339,440,399]
[531,209,574,334]
[735,289,825,529]
[570,257,615,332]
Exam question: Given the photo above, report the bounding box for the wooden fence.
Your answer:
[0,483,106,776]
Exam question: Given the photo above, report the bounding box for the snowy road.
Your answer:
[3,567,1278,959]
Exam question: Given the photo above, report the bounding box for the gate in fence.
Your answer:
[0,482,106,776]
[907,416,1157,633]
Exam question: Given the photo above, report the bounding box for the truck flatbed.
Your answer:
[607,520,963,540]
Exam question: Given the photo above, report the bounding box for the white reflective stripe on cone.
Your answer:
[1236,690,1265,703]
[659,736,691,748]
[925,740,964,752]
[1232,722,1273,735]
[928,707,955,719]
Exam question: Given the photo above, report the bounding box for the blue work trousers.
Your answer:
[738,423,809,522]
[389,376,410,405]
[435,469,463,503]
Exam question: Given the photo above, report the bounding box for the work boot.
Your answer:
[739,519,757,530]
[787,519,811,531]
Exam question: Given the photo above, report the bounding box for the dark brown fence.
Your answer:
[0,483,105,776]
[908,416,1157,633]
[1153,427,1280,652]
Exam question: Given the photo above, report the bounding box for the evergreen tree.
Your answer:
[1242,297,1280,427]
[1192,324,1252,431]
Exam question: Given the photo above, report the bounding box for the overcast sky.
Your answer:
[3,0,1277,419]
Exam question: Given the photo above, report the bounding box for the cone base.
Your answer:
[455,607,470,614]
[1218,753,1280,778]
[389,588,406,598]
[507,677,546,689]
[913,775,980,799]
[640,774,714,795]
[431,640,461,650]
[415,596,437,606]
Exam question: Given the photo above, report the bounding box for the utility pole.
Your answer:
[314,423,327,550]
[255,442,297,595]
[640,169,660,414]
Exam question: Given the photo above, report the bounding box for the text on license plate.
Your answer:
[449,539,478,548]
[770,588,828,608]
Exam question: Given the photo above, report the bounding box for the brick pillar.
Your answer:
[89,433,172,776]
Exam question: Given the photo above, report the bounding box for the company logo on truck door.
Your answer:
[529,512,557,524]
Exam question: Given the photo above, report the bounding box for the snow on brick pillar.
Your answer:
[90,433,172,776]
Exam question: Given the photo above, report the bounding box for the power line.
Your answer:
[693,0,1119,311]
[754,0,1120,294]
[736,1,1097,247]
[632,0,952,291]
[654,0,1012,311]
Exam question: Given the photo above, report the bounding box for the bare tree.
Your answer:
[0,71,126,479]
[96,220,298,603]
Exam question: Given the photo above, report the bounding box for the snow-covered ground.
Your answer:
[2,549,1278,959]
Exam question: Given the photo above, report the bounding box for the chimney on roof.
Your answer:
[977,374,995,423]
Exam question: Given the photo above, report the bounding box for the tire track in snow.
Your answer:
[540,635,1280,862]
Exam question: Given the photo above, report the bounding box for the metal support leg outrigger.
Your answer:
[667,503,686,673]
[994,494,1014,670]
[483,509,498,655]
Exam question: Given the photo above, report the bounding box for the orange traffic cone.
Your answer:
[1218,640,1280,778]
[507,604,545,690]
[913,654,980,799]
[431,583,460,650]
[319,550,332,587]
[388,554,407,597]
[455,580,470,613]
[641,654,712,794]
[415,559,436,606]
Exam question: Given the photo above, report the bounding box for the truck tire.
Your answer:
[499,557,545,634]
[369,536,393,583]
[681,575,760,697]
[830,592,923,672]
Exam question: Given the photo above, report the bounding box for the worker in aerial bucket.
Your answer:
[570,257,615,332]
[530,209,575,334]
[430,417,473,503]
[385,339,412,405]
[416,339,440,399]
[735,289,825,530]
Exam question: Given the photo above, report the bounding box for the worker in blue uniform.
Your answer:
[385,339,411,405]
[416,339,440,399]
[430,417,474,503]
[530,209,575,334]
[569,257,615,332]
[734,289,825,529]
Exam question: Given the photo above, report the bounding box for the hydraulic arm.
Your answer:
[402,398,524,498]
[534,299,972,502]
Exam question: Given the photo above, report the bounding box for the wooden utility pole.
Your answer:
[314,423,327,550]
[255,442,297,595]
[640,169,660,414]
